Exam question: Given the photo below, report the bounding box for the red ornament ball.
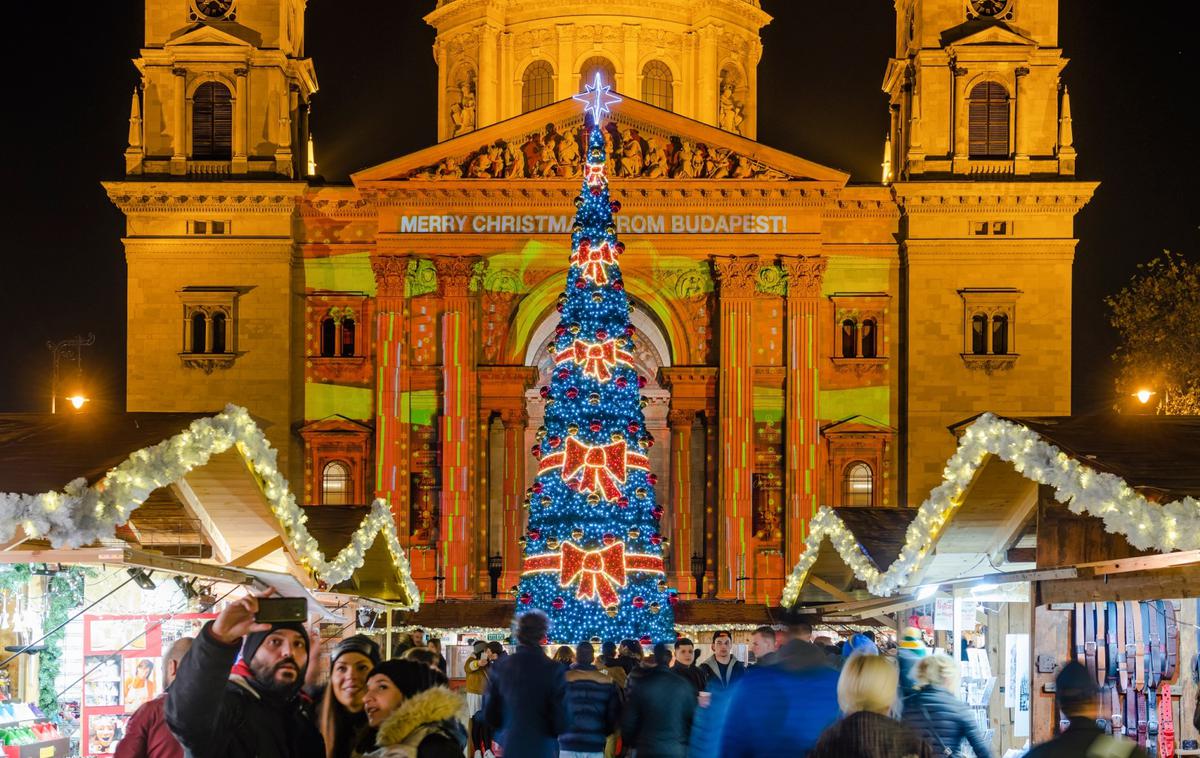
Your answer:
[615,242,626,255]
[520,592,532,605]
[625,324,636,336]
[551,597,565,610]
[548,436,561,448]
[651,506,664,519]
[590,187,602,196]
[615,376,628,389]
[575,279,587,289]
[668,592,679,607]
[610,200,622,213]
[612,281,624,292]
[596,329,608,340]
[589,420,602,433]
[567,479,581,491]
[637,375,647,388]
[539,385,551,398]
[649,533,663,546]
[557,368,570,380]
[639,635,652,646]
[528,529,541,540]
[627,422,640,434]
[648,473,658,486]
[555,325,567,337]
[632,596,646,609]
[531,482,544,494]
[566,387,579,399]
[617,496,629,509]
[556,302,565,313]
[602,532,616,545]
[530,445,543,459]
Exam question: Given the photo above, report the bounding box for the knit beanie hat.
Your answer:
[368,658,448,699]
[242,621,309,666]
[900,626,927,656]
[331,634,382,667]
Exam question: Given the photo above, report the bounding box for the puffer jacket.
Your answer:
[621,665,696,758]
[559,664,620,753]
[901,685,993,758]
[356,686,466,758]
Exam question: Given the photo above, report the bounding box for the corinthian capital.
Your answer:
[712,256,760,298]
[781,255,827,298]
[371,255,409,300]
[433,255,481,298]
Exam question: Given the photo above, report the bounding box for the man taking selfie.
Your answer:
[165,589,324,758]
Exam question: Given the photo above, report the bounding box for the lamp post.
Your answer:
[690,553,706,599]
[47,334,95,413]
[487,553,503,599]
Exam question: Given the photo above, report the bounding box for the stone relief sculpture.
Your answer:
[718,81,745,135]
[449,79,476,136]
[404,121,790,180]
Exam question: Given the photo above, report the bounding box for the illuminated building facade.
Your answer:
[106,0,1095,603]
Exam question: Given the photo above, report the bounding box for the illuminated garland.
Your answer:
[0,405,420,610]
[782,412,1200,603]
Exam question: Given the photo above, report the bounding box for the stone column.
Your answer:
[951,65,969,173]
[781,254,826,574]
[275,84,294,176]
[712,256,758,597]
[499,407,528,589]
[667,408,696,595]
[556,25,575,100]
[435,256,480,598]
[623,24,640,95]
[1014,66,1031,175]
[697,26,719,126]
[681,32,697,120]
[744,39,762,139]
[171,67,187,175]
[370,255,412,547]
[478,24,499,127]
[435,40,449,141]
[500,32,514,120]
[233,68,248,174]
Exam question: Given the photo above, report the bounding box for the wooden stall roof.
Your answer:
[302,505,417,607]
[0,412,211,493]
[955,413,1200,500]
[393,600,515,630]
[796,507,917,603]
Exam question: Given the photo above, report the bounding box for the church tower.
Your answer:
[106,0,317,483]
[887,0,1096,505]
[422,0,770,141]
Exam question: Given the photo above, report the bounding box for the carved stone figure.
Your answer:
[674,141,696,178]
[618,129,644,177]
[433,155,462,179]
[718,82,744,135]
[538,139,559,177]
[643,137,668,178]
[450,80,476,136]
[468,147,493,178]
[504,141,525,178]
[556,130,581,176]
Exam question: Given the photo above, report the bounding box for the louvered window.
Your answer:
[968,82,1009,158]
[522,61,555,113]
[192,82,233,160]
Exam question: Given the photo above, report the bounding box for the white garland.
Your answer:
[0,405,421,610]
[782,412,1200,604]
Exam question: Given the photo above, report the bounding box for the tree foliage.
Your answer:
[1106,250,1200,413]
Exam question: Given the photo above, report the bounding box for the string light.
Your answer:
[516,82,674,644]
[781,413,1200,604]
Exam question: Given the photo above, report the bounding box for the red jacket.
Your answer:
[114,694,182,758]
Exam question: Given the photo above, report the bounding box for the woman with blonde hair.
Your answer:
[902,654,992,758]
[811,654,934,758]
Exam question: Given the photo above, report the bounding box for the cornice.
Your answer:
[104,181,307,214]
[366,183,840,209]
[893,181,1099,214]
[122,238,295,261]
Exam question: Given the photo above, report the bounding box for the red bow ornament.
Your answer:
[562,541,626,605]
[556,339,633,383]
[538,437,650,503]
[570,241,618,286]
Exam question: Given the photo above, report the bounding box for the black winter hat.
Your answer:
[332,634,382,667]
[242,621,309,666]
[368,658,448,699]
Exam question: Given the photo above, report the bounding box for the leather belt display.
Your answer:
[1134,600,1146,692]
[1085,602,1099,682]
[1107,602,1120,680]
[1159,680,1176,758]
[1117,600,1129,693]
[1125,672,1139,739]
[1075,602,1086,666]
[1164,601,1178,681]
[1143,601,1159,751]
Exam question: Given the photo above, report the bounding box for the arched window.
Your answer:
[192,82,233,160]
[842,462,874,507]
[861,319,877,359]
[992,314,1009,355]
[211,312,226,354]
[521,60,555,113]
[579,56,617,91]
[341,318,356,357]
[321,461,351,505]
[841,319,858,358]
[191,313,207,354]
[968,82,1010,158]
[641,60,673,111]
[970,314,988,355]
[320,317,337,357]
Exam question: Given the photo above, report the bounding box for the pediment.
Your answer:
[166,23,257,48]
[942,20,1038,48]
[822,415,895,436]
[298,415,374,436]
[352,97,849,185]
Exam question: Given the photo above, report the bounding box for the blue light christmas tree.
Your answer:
[517,75,676,644]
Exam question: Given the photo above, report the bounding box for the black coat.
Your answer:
[669,662,707,694]
[810,711,935,758]
[559,664,620,753]
[1024,718,1148,758]
[483,643,567,758]
[902,685,993,758]
[620,665,696,758]
[165,622,324,758]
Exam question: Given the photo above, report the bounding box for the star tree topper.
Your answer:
[573,72,622,123]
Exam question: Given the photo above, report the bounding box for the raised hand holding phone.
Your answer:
[210,587,275,645]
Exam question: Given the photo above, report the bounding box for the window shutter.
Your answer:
[192,82,233,160]
[968,82,1010,158]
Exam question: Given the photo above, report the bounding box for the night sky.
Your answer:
[0,2,1195,415]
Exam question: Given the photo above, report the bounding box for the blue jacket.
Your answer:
[483,644,567,758]
[901,685,993,758]
[717,639,842,758]
[559,664,620,753]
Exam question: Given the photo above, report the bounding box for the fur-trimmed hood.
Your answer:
[375,686,464,747]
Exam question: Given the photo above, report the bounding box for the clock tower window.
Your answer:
[191,82,232,160]
[968,82,1010,158]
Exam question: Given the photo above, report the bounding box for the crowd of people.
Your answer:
[110,589,1153,758]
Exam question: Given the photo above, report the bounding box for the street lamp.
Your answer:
[1134,389,1155,405]
[47,334,94,414]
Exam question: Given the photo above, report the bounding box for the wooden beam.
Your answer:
[1037,565,1200,604]
[0,546,254,585]
[170,480,232,564]
[808,576,895,627]
[1,525,29,552]
[144,544,214,560]
[988,480,1039,565]
[229,536,286,568]
[1006,547,1037,563]
[1074,549,1200,576]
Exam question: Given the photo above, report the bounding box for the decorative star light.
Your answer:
[573,72,622,123]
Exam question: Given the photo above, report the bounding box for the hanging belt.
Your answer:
[1125,672,1139,739]
[1117,600,1129,693]
[1085,602,1099,682]
[1134,600,1146,692]
[1149,601,1163,688]
[1075,602,1087,666]
[1164,600,1178,681]
[1144,601,1159,751]
[1109,684,1123,736]
[1107,601,1120,681]
[1159,680,1176,758]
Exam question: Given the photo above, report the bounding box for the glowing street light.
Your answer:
[47,334,95,414]
[1135,389,1155,405]
[67,394,88,410]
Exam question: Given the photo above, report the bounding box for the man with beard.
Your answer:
[165,590,324,758]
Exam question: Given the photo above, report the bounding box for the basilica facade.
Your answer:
[105,0,1095,604]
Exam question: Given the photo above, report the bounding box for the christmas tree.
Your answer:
[518,75,676,644]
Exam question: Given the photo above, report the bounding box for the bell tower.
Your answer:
[422,0,770,142]
[883,0,1075,179]
[126,0,316,177]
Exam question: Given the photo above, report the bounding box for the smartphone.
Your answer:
[254,597,307,624]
